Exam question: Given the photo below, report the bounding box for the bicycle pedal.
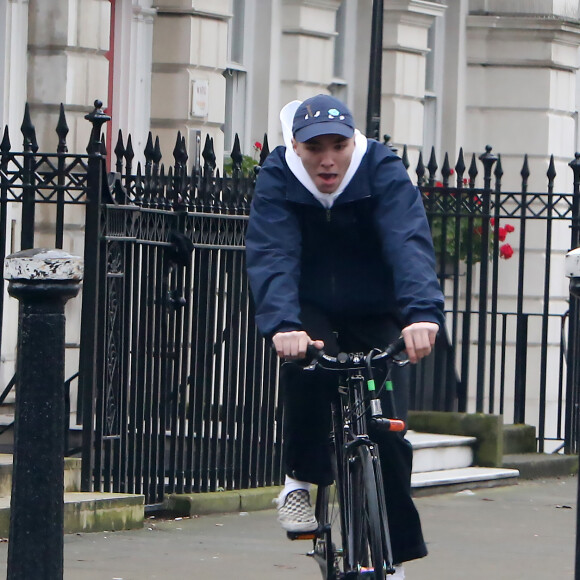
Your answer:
[286,528,319,541]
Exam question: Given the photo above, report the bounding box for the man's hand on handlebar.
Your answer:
[401,322,439,364]
[272,330,324,360]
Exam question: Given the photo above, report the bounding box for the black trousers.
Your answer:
[280,303,427,563]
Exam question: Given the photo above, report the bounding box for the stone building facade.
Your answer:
[3,0,579,187]
[2,0,580,424]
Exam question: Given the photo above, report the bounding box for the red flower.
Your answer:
[474,226,483,236]
[490,218,495,227]
[254,141,262,151]
[449,168,455,175]
[500,244,514,259]
[498,227,507,242]
[505,224,515,233]
[435,181,443,187]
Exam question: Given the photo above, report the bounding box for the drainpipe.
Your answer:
[366,0,383,140]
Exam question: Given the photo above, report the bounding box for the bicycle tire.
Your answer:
[347,444,386,579]
[313,423,346,580]
[313,485,338,579]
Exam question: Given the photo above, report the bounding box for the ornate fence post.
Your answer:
[3,249,83,580]
[78,100,110,492]
[565,247,580,579]
[20,104,39,250]
[566,154,580,456]
[476,146,497,412]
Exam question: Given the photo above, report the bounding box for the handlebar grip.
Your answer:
[306,343,324,360]
[370,418,406,432]
[385,336,406,357]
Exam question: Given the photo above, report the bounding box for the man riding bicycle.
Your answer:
[246,94,444,579]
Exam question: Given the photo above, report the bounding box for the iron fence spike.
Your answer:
[1,126,11,153]
[172,131,183,164]
[21,103,37,152]
[56,103,69,153]
[455,148,466,180]
[125,134,134,161]
[181,136,188,163]
[231,134,243,173]
[259,134,270,165]
[202,134,216,172]
[144,132,155,162]
[547,155,556,183]
[427,146,438,180]
[494,154,504,179]
[153,136,162,164]
[468,153,478,187]
[114,129,125,159]
[442,153,451,182]
[521,154,530,182]
[416,150,425,186]
[401,144,409,170]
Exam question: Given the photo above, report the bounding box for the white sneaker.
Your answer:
[275,489,318,532]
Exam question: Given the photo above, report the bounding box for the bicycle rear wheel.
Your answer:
[346,444,388,579]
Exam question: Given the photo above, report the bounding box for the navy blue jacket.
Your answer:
[245,140,445,338]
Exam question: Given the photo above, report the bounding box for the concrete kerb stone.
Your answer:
[164,487,284,517]
[502,453,579,479]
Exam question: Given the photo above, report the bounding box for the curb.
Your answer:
[161,455,579,518]
[502,453,578,480]
[163,486,284,516]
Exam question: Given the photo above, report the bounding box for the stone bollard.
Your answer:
[3,248,83,580]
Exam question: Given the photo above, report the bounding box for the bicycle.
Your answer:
[286,337,409,580]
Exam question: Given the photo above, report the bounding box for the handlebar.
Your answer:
[305,336,407,371]
[302,337,407,433]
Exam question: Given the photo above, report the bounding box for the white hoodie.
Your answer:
[279,100,368,209]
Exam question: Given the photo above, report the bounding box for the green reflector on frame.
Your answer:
[386,380,394,391]
[367,379,376,392]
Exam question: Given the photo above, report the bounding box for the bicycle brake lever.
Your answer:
[393,357,410,368]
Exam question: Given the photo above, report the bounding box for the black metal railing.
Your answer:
[1,102,580,506]
[404,143,579,453]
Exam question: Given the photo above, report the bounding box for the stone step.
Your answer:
[0,492,145,536]
[0,454,82,495]
[407,430,476,473]
[411,466,520,496]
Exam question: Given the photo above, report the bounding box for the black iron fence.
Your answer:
[0,102,579,506]
[409,144,580,454]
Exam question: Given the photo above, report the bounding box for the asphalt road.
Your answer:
[0,476,576,579]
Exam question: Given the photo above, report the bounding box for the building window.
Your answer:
[224,0,248,153]
[423,17,443,158]
[329,1,348,102]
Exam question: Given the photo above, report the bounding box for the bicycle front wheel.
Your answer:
[346,444,388,579]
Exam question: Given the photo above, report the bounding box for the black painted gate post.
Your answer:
[3,249,83,580]
[566,247,580,580]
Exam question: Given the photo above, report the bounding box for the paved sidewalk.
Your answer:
[0,476,577,579]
